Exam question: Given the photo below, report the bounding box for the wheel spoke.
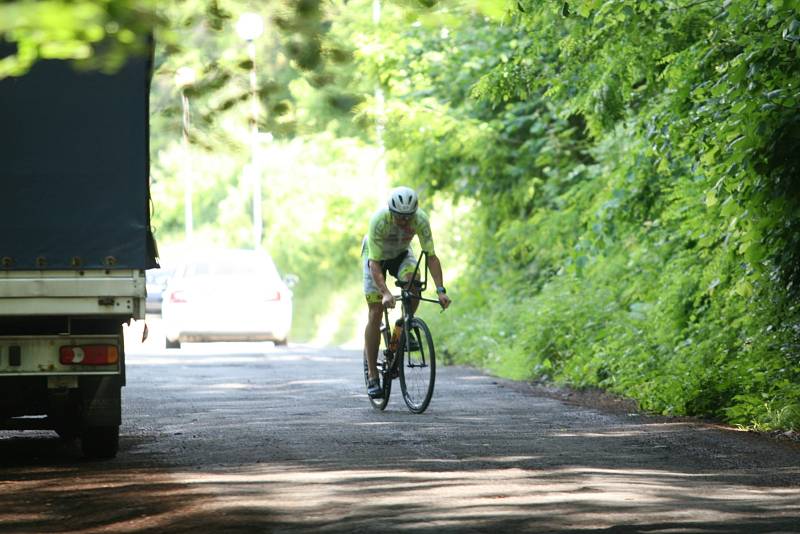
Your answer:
[399,318,435,413]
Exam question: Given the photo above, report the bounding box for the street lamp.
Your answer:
[175,66,197,242]
[373,0,388,204]
[236,12,264,250]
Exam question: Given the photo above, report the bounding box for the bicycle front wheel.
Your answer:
[399,317,436,413]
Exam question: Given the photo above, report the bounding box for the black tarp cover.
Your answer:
[0,47,157,270]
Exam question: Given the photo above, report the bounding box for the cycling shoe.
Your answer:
[367,378,383,399]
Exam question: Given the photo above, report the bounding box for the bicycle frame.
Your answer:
[381,251,440,368]
[367,250,441,413]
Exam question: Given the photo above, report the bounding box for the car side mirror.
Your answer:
[283,274,299,288]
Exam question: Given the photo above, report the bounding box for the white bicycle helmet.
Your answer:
[388,186,418,215]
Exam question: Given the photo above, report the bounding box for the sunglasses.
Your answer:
[393,212,414,222]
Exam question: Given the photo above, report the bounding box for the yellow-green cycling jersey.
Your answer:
[364,207,435,261]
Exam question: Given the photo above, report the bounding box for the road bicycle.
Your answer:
[363,251,440,414]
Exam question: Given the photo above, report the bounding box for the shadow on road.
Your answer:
[1,432,798,533]
[1,346,799,533]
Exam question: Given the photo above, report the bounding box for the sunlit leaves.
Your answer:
[0,0,157,78]
[395,0,800,430]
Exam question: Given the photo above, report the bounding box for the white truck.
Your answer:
[0,43,157,458]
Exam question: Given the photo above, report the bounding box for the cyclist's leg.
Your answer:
[364,301,383,379]
[363,255,384,380]
[398,251,421,315]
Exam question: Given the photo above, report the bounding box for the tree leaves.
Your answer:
[379,0,800,431]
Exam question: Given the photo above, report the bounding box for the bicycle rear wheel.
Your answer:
[364,351,391,410]
[399,317,435,413]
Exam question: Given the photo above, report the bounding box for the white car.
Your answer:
[145,266,174,315]
[161,249,294,348]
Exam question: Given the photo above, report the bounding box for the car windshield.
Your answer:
[147,268,173,284]
[188,261,258,277]
[180,251,281,281]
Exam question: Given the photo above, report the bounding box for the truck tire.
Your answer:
[51,389,82,441]
[82,425,119,459]
[166,337,181,349]
[55,425,80,441]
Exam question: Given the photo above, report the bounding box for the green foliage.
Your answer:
[0,0,156,77]
[144,1,375,343]
[6,0,799,430]
[152,130,382,344]
[374,0,800,431]
[257,133,380,342]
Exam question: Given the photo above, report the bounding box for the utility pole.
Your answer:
[236,12,265,250]
[373,0,388,204]
[175,66,196,242]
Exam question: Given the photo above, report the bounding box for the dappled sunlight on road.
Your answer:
[285,379,349,386]
[127,355,267,366]
[184,462,794,530]
[4,344,798,533]
[126,352,351,366]
[124,320,359,366]
[1,460,797,533]
[180,462,799,533]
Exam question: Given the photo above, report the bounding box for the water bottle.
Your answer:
[389,325,402,352]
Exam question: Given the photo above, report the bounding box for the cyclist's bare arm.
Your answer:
[368,260,396,308]
[427,254,451,309]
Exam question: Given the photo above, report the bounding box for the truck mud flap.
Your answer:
[81,376,122,427]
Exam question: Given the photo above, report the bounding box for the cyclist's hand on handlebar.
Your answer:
[438,292,451,310]
[382,292,396,309]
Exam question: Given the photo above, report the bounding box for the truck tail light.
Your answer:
[60,345,119,365]
[169,290,187,303]
[266,290,281,301]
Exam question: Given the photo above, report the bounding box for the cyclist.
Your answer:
[362,186,451,399]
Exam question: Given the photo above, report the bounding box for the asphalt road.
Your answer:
[1,336,799,533]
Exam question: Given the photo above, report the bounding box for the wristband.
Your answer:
[436,286,446,294]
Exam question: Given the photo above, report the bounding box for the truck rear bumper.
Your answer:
[0,374,122,428]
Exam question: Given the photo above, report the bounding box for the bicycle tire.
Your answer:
[399,317,435,413]
[364,351,391,410]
